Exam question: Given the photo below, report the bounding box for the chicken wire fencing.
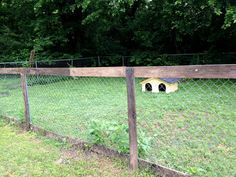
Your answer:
[0,70,236,177]
[135,78,236,177]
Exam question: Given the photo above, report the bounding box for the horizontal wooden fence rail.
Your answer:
[134,64,236,78]
[0,68,24,75]
[0,64,236,78]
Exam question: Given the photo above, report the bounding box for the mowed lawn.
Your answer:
[0,120,155,177]
[0,75,236,176]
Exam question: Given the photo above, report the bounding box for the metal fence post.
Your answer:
[20,72,31,130]
[122,56,125,66]
[126,67,138,170]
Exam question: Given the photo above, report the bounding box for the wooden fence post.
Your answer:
[29,50,35,67]
[126,67,138,170]
[20,72,31,130]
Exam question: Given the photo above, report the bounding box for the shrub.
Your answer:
[89,120,151,157]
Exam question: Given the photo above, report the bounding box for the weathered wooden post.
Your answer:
[126,67,138,170]
[29,50,35,67]
[20,71,31,130]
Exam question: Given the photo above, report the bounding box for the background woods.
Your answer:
[0,0,236,65]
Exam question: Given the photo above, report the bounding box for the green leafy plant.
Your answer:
[89,120,151,157]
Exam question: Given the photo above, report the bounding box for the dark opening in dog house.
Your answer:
[159,83,166,92]
[145,83,152,91]
[141,78,180,93]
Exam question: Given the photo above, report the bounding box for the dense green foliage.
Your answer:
[89,120,151,156]
[0,0,236,64]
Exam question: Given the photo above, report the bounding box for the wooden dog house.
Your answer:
[140,78,180,93]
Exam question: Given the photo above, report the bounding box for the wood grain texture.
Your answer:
[70,67,125,77]
[0,65,235,78]
[133,64,236,78]
[20,73,31,130]
[0,68,23,74]
[126,67,138,170]
[29,50,35,67]
[24,67,125,77]
[25,68,70,76]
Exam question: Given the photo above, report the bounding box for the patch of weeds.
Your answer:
[187,166,207,176]
[89,120,152,157]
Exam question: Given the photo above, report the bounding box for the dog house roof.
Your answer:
[160,78,181,83]
[140,78,181,84]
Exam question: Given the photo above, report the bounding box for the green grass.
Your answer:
[0,119,155,177]
[0,76,235,176]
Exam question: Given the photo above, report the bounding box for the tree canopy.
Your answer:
[0,0,236,65]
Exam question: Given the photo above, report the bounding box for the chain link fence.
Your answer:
[135,78,236,176]
[26,75,129,152]
[0,74,24,120]
[0,67,235,176]
[0,56,126,68]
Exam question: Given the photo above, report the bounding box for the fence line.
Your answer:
[0,64,236,78]
[0,64,236,176]
[1,53,236,68]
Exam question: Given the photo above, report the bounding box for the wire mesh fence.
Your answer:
[26,75,128,152]
[0,66,235,176]
[135,78,236,176]
[0,74,24,120]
